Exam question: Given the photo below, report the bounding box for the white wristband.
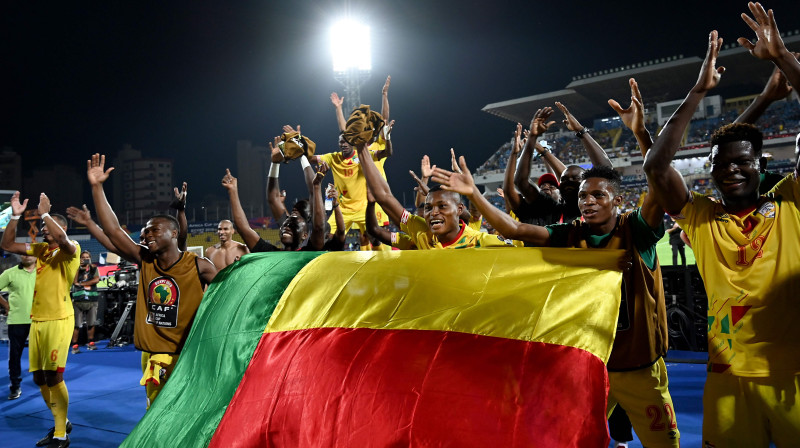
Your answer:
[10,214,20,220]
[268,163,280,178]
[383,125,391,141]
[300,156,311,170]
[40,213,51,221]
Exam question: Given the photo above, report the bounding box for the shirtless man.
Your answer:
[205,220,248,270]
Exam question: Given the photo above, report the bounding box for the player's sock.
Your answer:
[39,384,52,411]
[49,382,69,438]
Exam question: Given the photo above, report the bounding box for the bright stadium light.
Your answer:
[330,18,372,113]
[330,20,371,72]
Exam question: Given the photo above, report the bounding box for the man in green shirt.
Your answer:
[0,254,36,400]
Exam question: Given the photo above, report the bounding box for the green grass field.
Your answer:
[656,233,695,266]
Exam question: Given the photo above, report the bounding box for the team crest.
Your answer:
[756,201,775,219]
[149,277,179,305]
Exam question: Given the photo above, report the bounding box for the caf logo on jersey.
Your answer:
[148,277,180,306]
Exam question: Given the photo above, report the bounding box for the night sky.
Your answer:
[3,0,798,209]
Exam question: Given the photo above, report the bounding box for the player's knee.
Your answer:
[44,370,64,387]
[32,370,46,386]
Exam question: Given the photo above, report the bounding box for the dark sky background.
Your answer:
[2,0,798,210]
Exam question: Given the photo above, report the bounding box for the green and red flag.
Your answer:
[122,248,623,447]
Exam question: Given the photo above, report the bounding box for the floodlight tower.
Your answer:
[331,19,371,114]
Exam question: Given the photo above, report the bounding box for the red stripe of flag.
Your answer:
[210,327,609,447]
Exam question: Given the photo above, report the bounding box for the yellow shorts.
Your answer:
[703,372,800,447]
[608,358,680,448]
[29,316,74,372]
[141,351,179,409]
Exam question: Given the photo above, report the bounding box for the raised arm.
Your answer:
[516,108,556,203]
[330,93,347,132]
[307,162,328,251]
[739,3,800,98]
[432,156,551,245]
[87,154,143,263]
[608,78,653,156]
[381,76,391,120]
[411,155,433,209]
[736,66,792,124]
[171,182,188,251]
[36,194,76,255]
[67,205,122,256]
[365,189,392,246]
[555,101,613,167]
[356,141,405,225]
[221,169,261,251]
[503,124,525,212]
[267,136,289,221]
[373,120,395,160]
[643,31,725,214]
[327,183,346,245]
[0,192,30,255]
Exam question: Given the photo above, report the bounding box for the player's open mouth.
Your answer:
[581,209,597,217]
[722,178,745,187]
[428,219,444,229]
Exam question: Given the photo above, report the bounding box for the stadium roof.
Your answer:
[482,35,800,124]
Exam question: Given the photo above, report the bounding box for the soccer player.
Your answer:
[435,149,678,446]
[205,220,249,270]
[642,5,800,445]
[86,154,217,409]
[222,164,326,253]
[1,192,80,448]
[0,254,36,400]
[353,115,507,250]
[70,251,100,354]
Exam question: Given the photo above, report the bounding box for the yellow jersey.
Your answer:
[319,150,388,229]
[26,241,81,321]
[389,232,415,250]
[675,174,800,376]
[467,217,482,231]
[399,211,510,250]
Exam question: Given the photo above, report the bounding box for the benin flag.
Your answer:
[208,248,623,447]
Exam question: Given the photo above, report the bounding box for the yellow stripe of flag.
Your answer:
[267,248,624,363]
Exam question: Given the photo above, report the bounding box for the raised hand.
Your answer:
[496,187,505,199]
[512,123,523,155]
[420,155,433,178]
[554,102,584,132]
[739,2,788,61]
[282,124,301,134]
[325,183,338,200]
[608,78,646,133]
[382,76,391,95]
[694,30,725,93]
[171,182,188,210]
[9,191,28,216]
[450,148,463,174]
[762,64,793,101]
[330,92,344,108]
[87,153,115,186]
[314,161,329,185]
[66,205,92,225]
[269,136,284,163]
[529,107,556,136]
[221,169,238,191]
[37,193,52,215]
[409,170,430,196]
[431,155,475,196]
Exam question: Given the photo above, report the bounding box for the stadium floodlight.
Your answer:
[330,19,372,113]
[330,19,372,72]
